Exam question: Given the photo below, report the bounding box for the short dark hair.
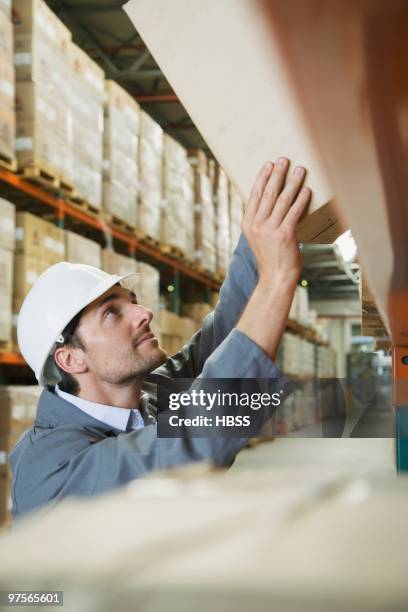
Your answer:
[54,309,85,396]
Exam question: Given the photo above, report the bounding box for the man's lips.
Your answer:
[136,331,155,346]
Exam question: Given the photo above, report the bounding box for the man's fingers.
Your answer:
[244,162,274,221]
[280,186,311,232]
[270,165,306,227]
[256,157,289,220]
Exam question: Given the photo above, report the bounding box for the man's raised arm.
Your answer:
[157,157,311,379]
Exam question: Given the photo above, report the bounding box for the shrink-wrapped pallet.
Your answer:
[214,166,230,276]
[138,111,163,240]
[162,135,194,259]
[101,249,137,277]
[69,43,104,208]
[65,231,101,268]
[0,7,14,165]
[136,261,161,342]
[193,171,216,274]
[13,0,73,184]
[103,80,139,227]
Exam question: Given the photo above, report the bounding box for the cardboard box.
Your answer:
[69,42,105,99]
[0,291,12,341]
[13,252,41,297]
[0,100,14,161]
[12,0,56,39]
[0,247,13,292]
[15,212,45,257]
[16,121,59,174]
[43,224,65,264]
[102,250,137,277]
[0,198,15,251]
[0,59,14,111]
[0,9,13,61]
[159,310,180,335]
[188,149,208,175]
[65,231,101,268]
[125,0,341,243]
[0,0,11,18]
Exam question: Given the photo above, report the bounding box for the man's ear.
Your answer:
[54,346,88,375]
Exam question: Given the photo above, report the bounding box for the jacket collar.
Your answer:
[35,386,123,434]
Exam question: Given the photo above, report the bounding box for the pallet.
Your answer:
[0,339,15,354]
[105,214,135,234]
[0,152,17,172]
[20,165,60,191]
[160,243,186,261]
[58,177,75,197]
[68,195,101,217]
[137,231,161,248]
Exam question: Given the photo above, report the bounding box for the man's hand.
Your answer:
[241,157,310,287]
[236,158,311,361]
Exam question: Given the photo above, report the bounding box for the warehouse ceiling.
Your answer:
[43,0,360,301]
[301,244,360,302]
[44,0,209,151]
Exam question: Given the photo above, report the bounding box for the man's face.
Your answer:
[75,285,166,384]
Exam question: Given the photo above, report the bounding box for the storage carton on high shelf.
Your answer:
[193,168,216,274]
[137,111,163,241]
[0,6,15,165]
[13,212,65,300]
[162,134,194,259]
[0,198,14,342]
[69,42,104,208]
[181,302,212,331]
[159,310,195,354]
[13,0,73,185]
[214,165,230,277]
[136,262,161,342]
[103,80,139,228]
[65,231,101,268]
[102,249,137,277]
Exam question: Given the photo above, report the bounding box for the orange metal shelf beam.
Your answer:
[0,167,221,290]
[0,352,26,366]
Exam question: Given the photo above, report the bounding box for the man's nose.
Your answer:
[131,303,153,329]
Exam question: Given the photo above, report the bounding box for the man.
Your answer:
[10,158,310,517]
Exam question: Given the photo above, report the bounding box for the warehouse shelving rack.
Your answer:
[0,165,222,368]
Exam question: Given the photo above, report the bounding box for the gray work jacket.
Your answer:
[10,234,286,517]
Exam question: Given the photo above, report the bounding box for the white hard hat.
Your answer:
[17,261,138,386]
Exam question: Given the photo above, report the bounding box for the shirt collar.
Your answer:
[55,385,147,432]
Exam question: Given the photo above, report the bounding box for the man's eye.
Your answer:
[105,306,120,318]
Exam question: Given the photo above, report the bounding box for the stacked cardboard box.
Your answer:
[103,80,139,227]
[102,249,137,277]
[316,345,337,377]
[181,302,212,331]
[70,43,104,208]
[278,333,315,377]
[0,3,14,164]
[214,166,230,276]
[193,163,216,274]
[162,134,194,258]
[0,198,15,342]
[296,286,310,327]
[65,231,101,268]
[136,262,161,342]
[13,212,64,299]
[14,0,73,183]
[229,182,244,254]
[159,310,195,355]
[138,111,163,240]
[0,385,41,527]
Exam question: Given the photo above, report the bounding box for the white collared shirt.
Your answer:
[55,385,148,432]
